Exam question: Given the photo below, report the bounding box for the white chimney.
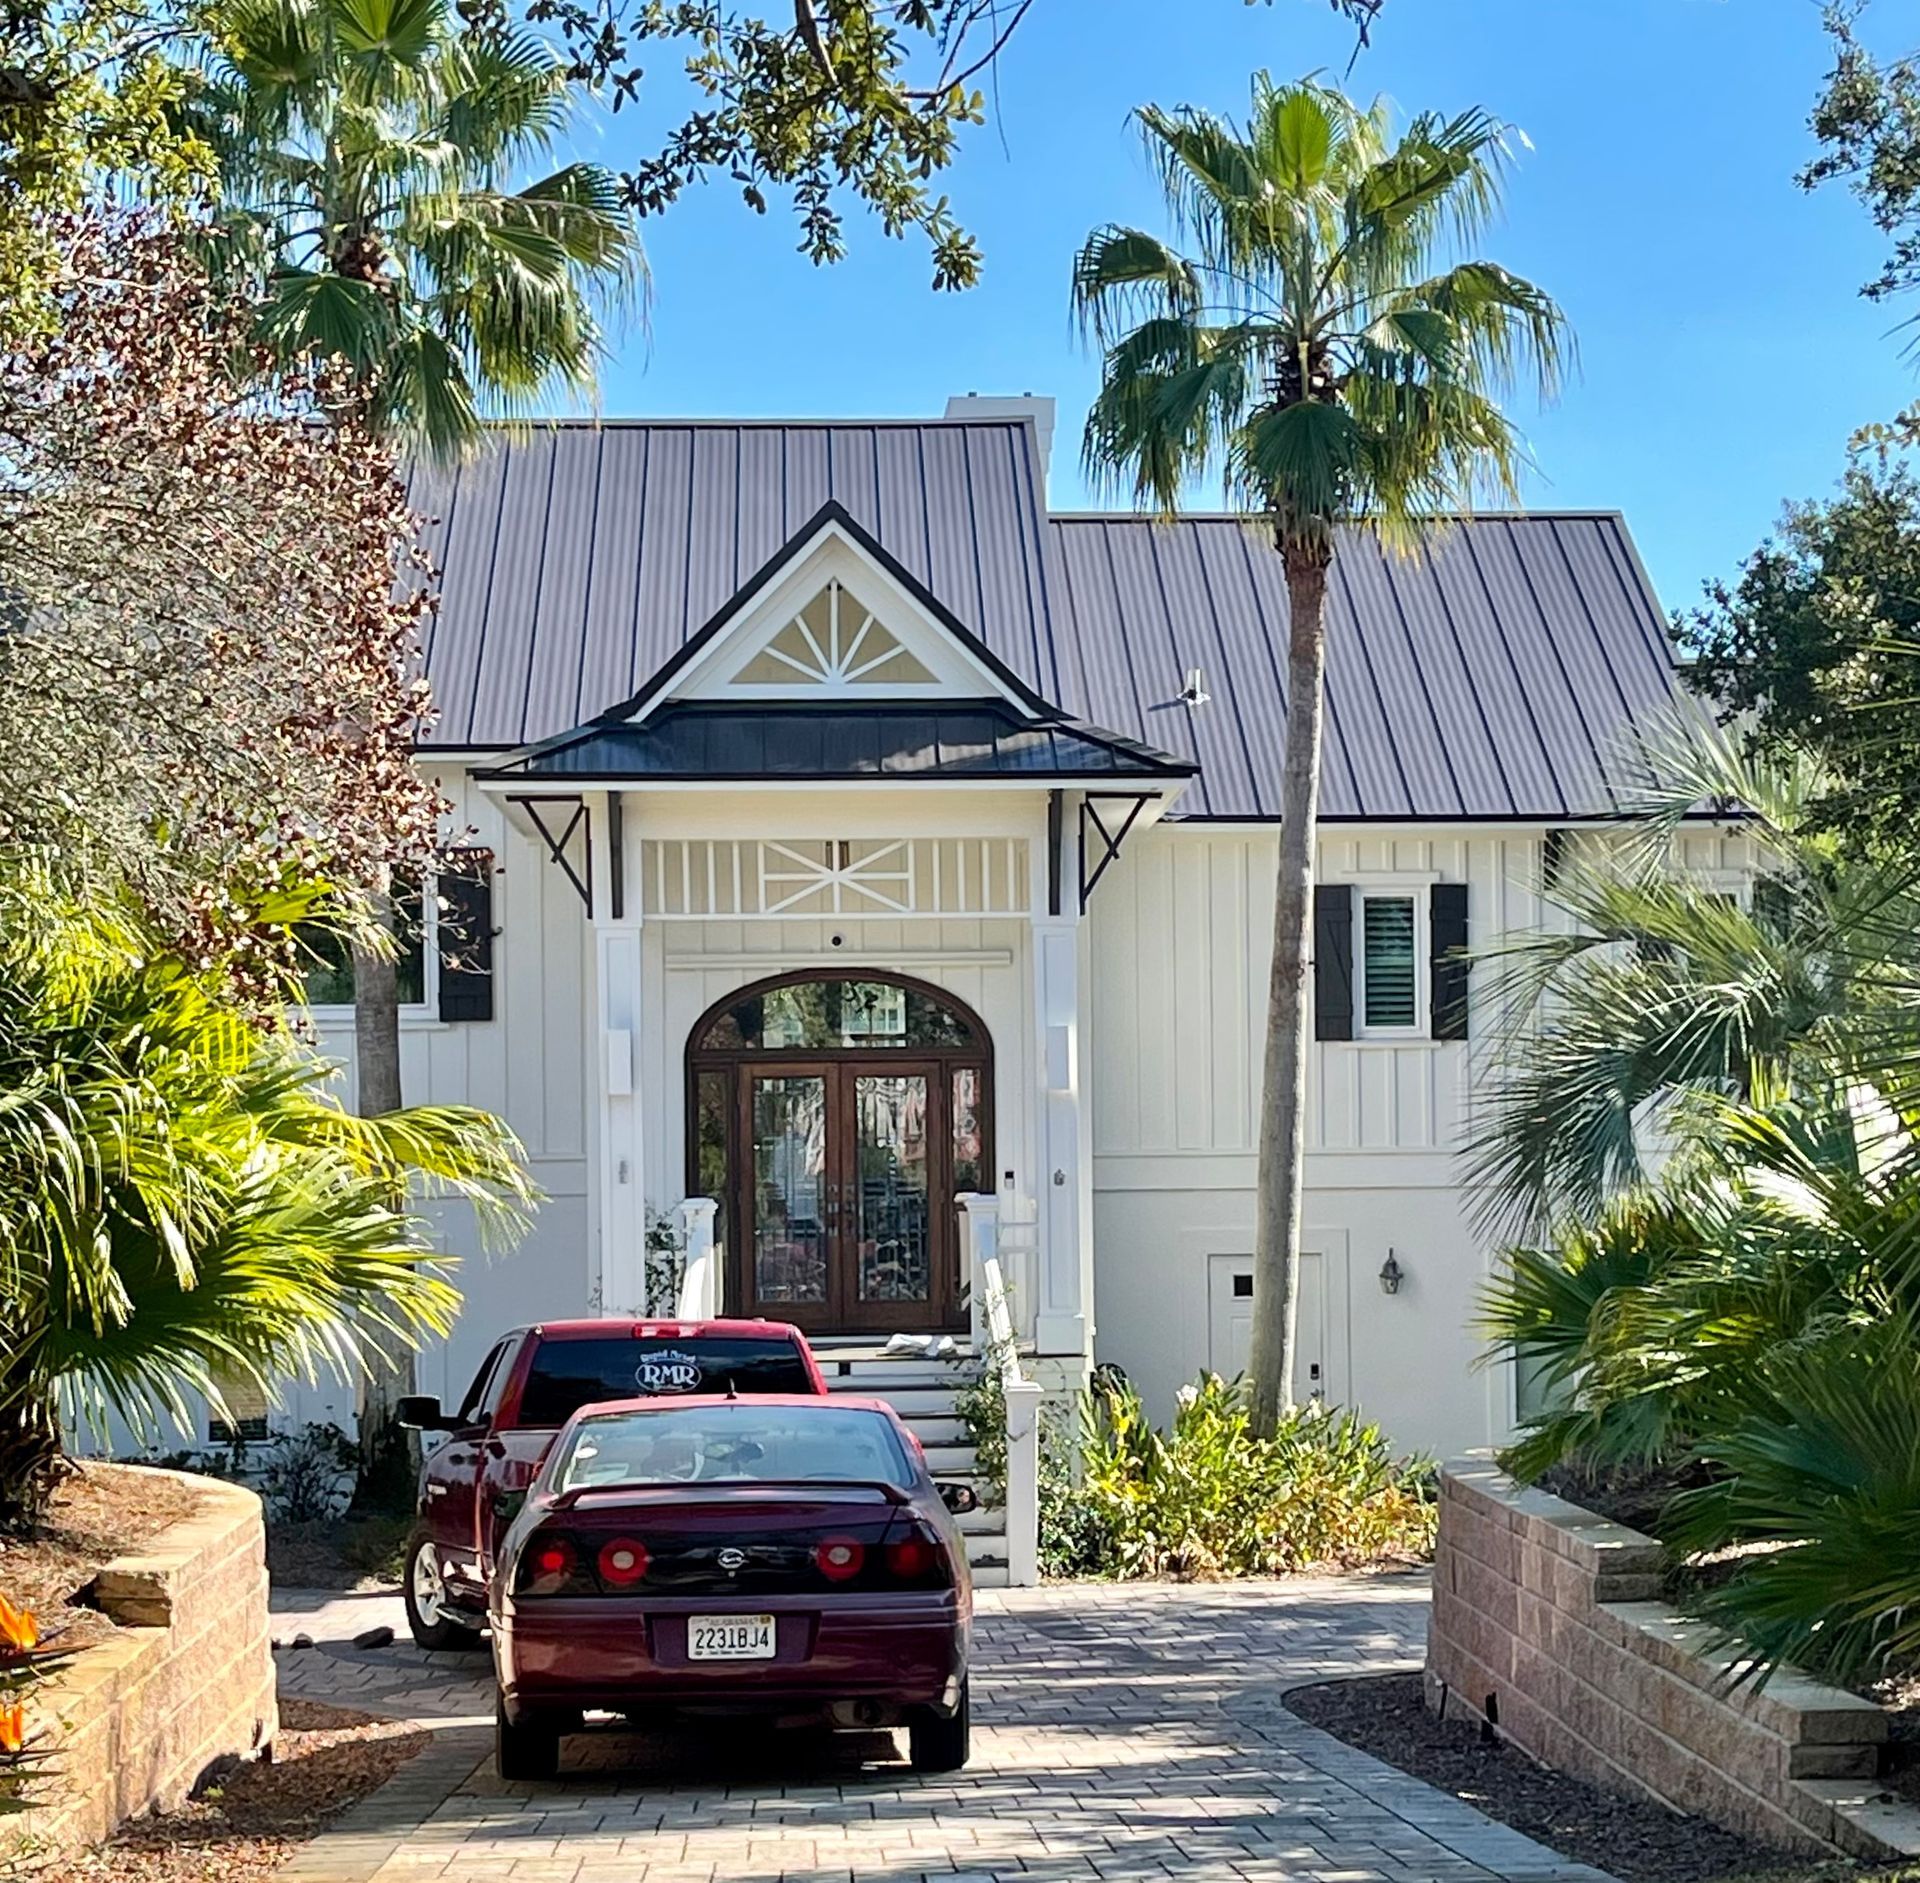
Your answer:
[944,393,1055,491]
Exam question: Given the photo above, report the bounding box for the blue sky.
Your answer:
[566,0,1917,617]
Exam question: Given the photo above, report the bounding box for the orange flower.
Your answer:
[0,1594,36,1655]
[0,1702,24,1755]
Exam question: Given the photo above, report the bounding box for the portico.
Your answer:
[475,499,1191,1368]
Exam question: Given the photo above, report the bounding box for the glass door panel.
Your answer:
[748,1074,829,1306]
[850,1071,933,1306]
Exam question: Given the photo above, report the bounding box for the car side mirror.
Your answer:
[397,1394,461,1433]
[936,1480,979,1516]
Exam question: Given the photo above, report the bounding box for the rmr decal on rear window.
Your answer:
[635,1348,705,1393]
[517,1335,815,1425]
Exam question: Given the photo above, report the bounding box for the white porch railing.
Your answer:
[674,1197,720,1320]
[958,1193,1042,1587]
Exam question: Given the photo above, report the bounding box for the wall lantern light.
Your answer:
[1379,1251,1404,1296]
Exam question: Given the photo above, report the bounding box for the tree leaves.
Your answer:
[0,860,534,1522]
[191,0,645,461]
[0,215,445,998]
[1069,73,1569,547]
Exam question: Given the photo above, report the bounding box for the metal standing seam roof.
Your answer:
[413,420,1688,822]
[487,701,1195,782]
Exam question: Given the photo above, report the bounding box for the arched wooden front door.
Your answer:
[686,973,992,1336]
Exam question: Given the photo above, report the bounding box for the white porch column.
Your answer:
[675,1197,720,1320]
[959,1193,1000,1354]
[589,790,648,1316]
[1032,823,1091,1357]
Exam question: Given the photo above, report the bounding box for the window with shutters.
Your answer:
[298,872,433,1013]
[1357,890,1426,1037]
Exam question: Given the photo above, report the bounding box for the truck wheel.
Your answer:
[908,1676,970,1773]
[495,1689,561,1782]
[403,1532,480,1652]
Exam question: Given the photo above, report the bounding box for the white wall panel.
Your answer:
[300,764,594,1429]
[1085,822,1546,1456]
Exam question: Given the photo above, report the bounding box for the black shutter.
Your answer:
[1542,827,1571,890]
[1431,882,1470,1040]
[1313,884,1354,1042]
[437,847,496,1023]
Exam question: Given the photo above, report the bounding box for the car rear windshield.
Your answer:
[517,1335,813,1427]
[553,1404,914,1493]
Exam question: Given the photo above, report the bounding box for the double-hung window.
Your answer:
[299,873,435,1014]
[1357,889,1427,1038]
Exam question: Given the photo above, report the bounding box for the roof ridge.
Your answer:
[1045,508,1631,525]
[459,415,1040,432]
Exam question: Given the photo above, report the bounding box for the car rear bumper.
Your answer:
[494,1592,968,1719]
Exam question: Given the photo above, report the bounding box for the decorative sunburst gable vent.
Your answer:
[627,505,1060,719]
[732,581,938,689]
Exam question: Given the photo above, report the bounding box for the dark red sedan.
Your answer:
[488,1394,976,1781]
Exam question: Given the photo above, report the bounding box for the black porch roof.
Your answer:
[479,700,1194,784]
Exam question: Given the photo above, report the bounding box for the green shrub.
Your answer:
[1663,1325,1920,1687]
[1047,1373,1434,1580]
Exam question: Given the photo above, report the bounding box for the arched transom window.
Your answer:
[687,972,991,1334]
[731,580,937,689]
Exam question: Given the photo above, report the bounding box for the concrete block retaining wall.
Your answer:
[6,1467,277,1869]
[1426,1457,1920,1862]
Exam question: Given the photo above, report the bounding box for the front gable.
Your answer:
[620,502,1058,724]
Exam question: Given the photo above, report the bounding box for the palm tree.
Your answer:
[0,865,534,1529]
[189,0,643,1116]
[1470,724,1920,1683]
[1072,74,1570,1432]
[191,0,645,458]
[185,0,642,1476]
[1466,721,1920,1232]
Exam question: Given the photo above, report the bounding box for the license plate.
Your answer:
[688,1614,776,1661]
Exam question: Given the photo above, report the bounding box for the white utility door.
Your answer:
[1207,1251,1324,1401]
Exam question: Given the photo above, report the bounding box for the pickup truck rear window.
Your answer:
[517,1336,814,1426]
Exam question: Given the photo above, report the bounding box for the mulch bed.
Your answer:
[0,1463,203,1653]
[266,1515,408,1594]
[60,1698,430,1881]
[1285,1671,1829,1883]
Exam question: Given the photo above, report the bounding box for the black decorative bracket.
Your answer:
[1079,793,1156,911]
[512,794,593,913]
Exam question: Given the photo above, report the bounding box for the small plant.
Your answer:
[1037,1412,1119,1578]
[258,1424,358,1524]
[951,1337,1016,1510]
[153,1422,357,1523]
[645,1209,686,1317]
[1054,1372,1434,1580]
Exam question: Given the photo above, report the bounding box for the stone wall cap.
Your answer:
[1796,1781,1920,1857]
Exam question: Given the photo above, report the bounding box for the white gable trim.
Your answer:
[624,518,1038,721]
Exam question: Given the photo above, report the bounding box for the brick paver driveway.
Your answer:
[273,1577,1611,1883]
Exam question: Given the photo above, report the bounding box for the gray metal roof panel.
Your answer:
[1040,514,1683,820]
[415,422,1685,819]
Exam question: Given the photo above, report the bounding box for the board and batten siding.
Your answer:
[1086,823,1543,1456]
[297,764,594,1422]
[1085,820,1752,1458]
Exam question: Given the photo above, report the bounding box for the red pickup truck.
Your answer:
[396,1318,828,1649]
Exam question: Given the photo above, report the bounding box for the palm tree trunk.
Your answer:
[1247,545,1333,1439]
[0,1369,65,1533]
[351,883,416,1507]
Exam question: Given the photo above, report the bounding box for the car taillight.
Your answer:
[885,1522,950,1586]
[598,1537,649,1587]
[517,1534,584,1596]
[814,1536,865,1582]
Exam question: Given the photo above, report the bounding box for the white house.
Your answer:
[275,396,1717,1471]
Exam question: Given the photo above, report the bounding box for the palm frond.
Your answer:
[1072,70,1566,556]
